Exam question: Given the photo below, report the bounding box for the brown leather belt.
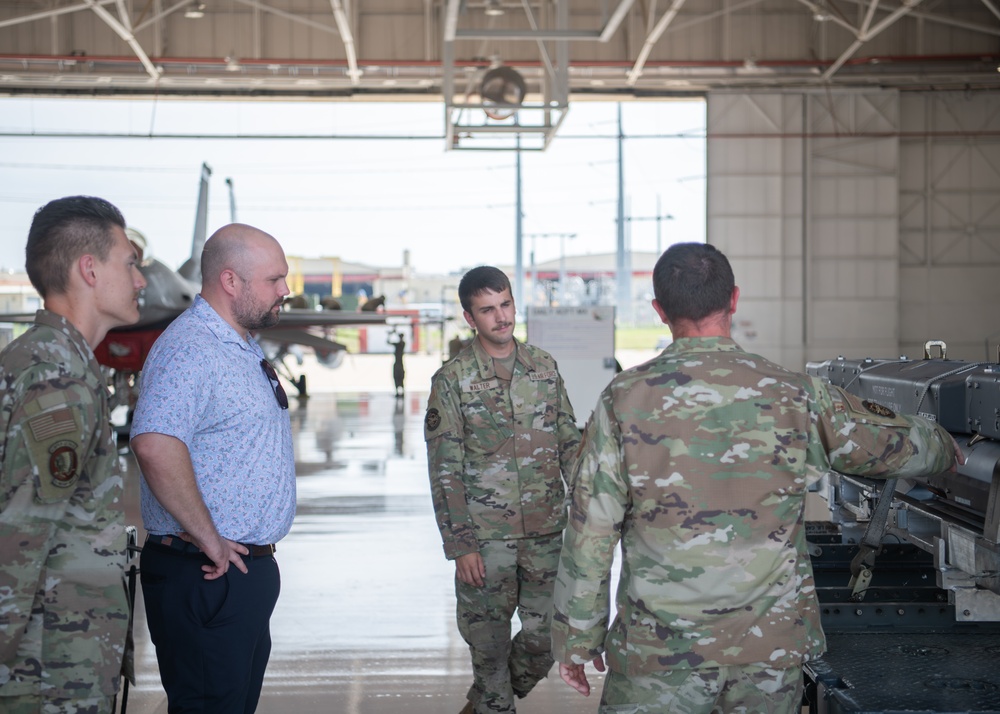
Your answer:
[243,542,276,557]
[146,533,276,558]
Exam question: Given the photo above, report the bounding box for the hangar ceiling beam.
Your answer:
[1,1,997,100]
[329,0,360,85]
[834,0,1000,35]
[82,0,160,80]
[132,0,194,35]
[821,0,926,81]
[230,0,357,81]
[0,0,114,30]
[232,0,340,37]
[455,29,599,40]
[650,0,776,46]
[519,0,555,90]
[792,0,862,35]
[424,0,433,61]
[443,0,460,43]
[983,0,1000,23]
[626,0,691,86]
[601,0,636,42]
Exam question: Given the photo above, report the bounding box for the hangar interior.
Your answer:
[1,0,999,366]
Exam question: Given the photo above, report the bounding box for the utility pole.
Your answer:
[514,138,524,312]
[524,232,576,306]
[626,195,674,255]
[615,103,629,323]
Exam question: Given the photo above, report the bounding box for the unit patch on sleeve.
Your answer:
[21,405,86,501]
[48,441,80,485]
[425,408,442,432]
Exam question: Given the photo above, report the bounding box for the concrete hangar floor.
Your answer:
[118,351,610,714]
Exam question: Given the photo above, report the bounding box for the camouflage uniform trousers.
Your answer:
[457,533,562,713]
[599,663,804,714]
[0,695,116,714]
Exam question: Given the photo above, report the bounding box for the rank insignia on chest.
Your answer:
[862,400,896,419]
[425,408,442,431]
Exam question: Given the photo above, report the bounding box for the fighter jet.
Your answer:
[3,162,387,405]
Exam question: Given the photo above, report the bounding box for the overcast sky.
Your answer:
[0,97,705,275]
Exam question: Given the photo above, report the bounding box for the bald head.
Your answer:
[201,223,280,288]
[199,223,290,338]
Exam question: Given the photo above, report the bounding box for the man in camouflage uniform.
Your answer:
[552,243,959,714]
[425,266,581,714]
[0,196,147,714]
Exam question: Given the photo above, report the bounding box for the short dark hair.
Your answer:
[652,242,734,323]
[458,266,512,312]
[26,196,126,298]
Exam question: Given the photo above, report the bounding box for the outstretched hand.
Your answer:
[559,657,606,697]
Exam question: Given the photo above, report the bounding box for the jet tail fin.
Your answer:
[178,161,212,284]
[226,177,237,223]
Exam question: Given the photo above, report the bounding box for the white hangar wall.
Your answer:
[898,93,1000,365]
[707,89,1000,371]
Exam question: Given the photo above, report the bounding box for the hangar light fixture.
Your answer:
[484,0,504,17]
[184,2,206,19]
[480,65,526,120]
[443,0,577,150]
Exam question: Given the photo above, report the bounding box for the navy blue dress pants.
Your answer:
[140,541,281,714]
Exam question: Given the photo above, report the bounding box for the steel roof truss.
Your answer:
[82,0,160,80]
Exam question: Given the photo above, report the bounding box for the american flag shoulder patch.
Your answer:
[28,408,77,442]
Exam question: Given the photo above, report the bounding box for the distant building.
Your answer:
[515,251,658,318]
[286,256,379,311]
[0,271,40,349]
[287,250,662,326]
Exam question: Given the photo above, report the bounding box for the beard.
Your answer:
[233,290,280,331]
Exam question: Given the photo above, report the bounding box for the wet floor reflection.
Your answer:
[119,391,597,714]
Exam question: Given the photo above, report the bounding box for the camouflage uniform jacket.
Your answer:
[424,337,581,559]
[0,310,128,699]
[552,336,955,675]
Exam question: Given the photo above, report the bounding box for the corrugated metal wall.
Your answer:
[708,89,1000,370]
[898,92,1000,363]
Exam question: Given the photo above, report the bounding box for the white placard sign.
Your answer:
[525,305,617,425]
